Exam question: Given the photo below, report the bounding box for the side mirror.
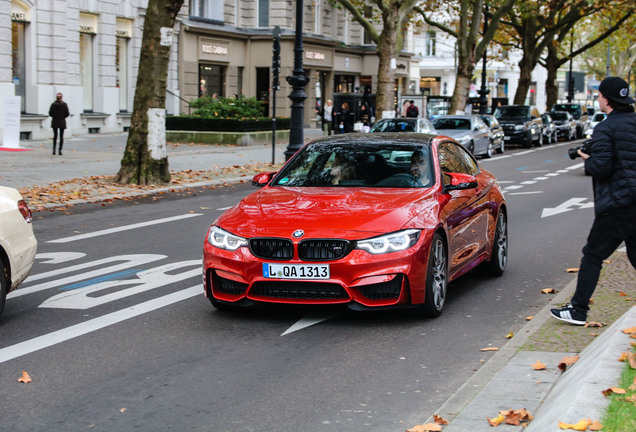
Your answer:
[443,172,478,193]
[252,171,277,187]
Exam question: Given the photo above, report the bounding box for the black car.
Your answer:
[551,104,589,139]
[550,111,576,141]
[493,105,543,148]
[480,114,505,154]
[540,113,558,145]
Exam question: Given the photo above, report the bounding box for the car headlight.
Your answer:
[514,125,526,131]
[356,229,421,254]
[208,226,248,251]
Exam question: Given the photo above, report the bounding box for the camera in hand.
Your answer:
[568,139,592,160]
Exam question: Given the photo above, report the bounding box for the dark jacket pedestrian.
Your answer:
[337,102,353,133]
[406,100,419,118]
[551,76,636,326]
[49,93,70,155]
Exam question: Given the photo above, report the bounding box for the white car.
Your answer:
[0,186,37,317]
[584,112,607,139]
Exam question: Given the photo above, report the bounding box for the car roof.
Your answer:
[309,132,437,147]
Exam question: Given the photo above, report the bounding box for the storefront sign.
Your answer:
[80,26,96,34]
[11,12,27,22]
[202,44,228,55]
[3,96,21,149]
[305,51,325,60]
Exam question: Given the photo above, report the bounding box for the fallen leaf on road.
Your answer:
[526,316,534,321]
[558,418,592,430]
[619,291,628,296]
[479,347,500,352]
[558,356,579,371]
[541,288,557,294]
[506,332,514,339]
[433,415,448,425]
[494,409,533,426]
[602,387,626,396]
[532,360,546,370]
[566,268,579,273]
[17,370,32,383]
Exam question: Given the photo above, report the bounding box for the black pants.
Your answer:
[571,208,636,315]
[52,127,64,152]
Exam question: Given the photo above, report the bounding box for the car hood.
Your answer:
[496,117,528,125]
[216,186,440,239]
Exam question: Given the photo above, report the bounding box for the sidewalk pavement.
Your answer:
[2,130,635,431]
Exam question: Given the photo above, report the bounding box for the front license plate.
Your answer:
[263,263,330,279]
[504,136,511,140]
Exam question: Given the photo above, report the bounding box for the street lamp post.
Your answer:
[477,6,489,114]
[284,0,310,161]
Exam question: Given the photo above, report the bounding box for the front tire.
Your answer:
[0,263,7,318]
[483,140,494,158]
[497,140,505,154]
[416,233,448,317]
[480,210,508,276]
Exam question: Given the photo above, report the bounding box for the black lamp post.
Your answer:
[284,0,310,161]
[567,32,575,102]
[477,6,490,114]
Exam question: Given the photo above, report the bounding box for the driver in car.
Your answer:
[409,150,430,186]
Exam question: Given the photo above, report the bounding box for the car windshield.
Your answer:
[272,142,433,188]
[592,113,606,122]
[553,104,581,118]
[551,112,568,120]
[431,118,471,130]
[370,120,416,132]
[493,106,529,118]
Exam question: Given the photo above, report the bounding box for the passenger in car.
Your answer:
[330,152,356,185]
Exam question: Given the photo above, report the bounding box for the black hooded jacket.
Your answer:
[585,108,636,215]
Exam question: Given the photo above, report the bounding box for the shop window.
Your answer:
[199,64,226,98]
[191,0,224,22]
[420,77,441,96]
[334,75,354,93]
[11,20,26,113]
[80,32,94,112]
[258,0,269,28]
[312,0,321,34]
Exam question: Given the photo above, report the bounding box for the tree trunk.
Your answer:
[115,0,184,185]
[513,20,540,105]
[450,62,475,114]
[375,20,399,116]
[544,42,560,111]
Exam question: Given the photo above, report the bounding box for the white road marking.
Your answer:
[541,198,594,218]
[533,176,549,181]
[504,185,524,190]
[217,206,233,211]
[566,163,585,170]
[520,181,537,185]
[0,286,201,364]
[281,310,341,336]
[509,191,543,195]
[48,213,203,243]
[521,170,548,173]
[34,252,86,264]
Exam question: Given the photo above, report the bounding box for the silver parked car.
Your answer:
[369,117,436,134]
[550,111,577,141]
[0,186,37,317]
[480,114,505,154]
[431,115,494,158]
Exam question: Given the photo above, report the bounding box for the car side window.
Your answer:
[439,142,468,186]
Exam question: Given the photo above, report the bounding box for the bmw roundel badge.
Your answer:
[292,230,304,238]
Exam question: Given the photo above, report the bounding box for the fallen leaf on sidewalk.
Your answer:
[602,387,626,396]
[17,370,32,383]
[479,347,500,352]
[590,420,603,431]
[541,288,557,294]
[558,418,592,430]
[558,355,579,371]
[619,291,628,296]
[506,332,514,339]
[622,326,636,335]
[532,360,546,370]
[406,424,441,432]
[487,413,505,427]
[432,415,448,425]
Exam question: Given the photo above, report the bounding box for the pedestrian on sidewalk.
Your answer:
[551,76,636,326]
[322,99,333,136]
[48,92,69,156]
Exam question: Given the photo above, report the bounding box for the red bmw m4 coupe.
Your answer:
[203,133,507,317]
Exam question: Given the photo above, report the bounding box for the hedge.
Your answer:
[166,116,291,132]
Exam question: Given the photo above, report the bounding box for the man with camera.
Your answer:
[551,76,636,326]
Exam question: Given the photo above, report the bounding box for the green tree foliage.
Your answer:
[190,96,266,119]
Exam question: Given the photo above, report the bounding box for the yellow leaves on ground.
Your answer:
[558,418,603,430]
[487,408,533,427]
[406,415,447,432]
[618,351,636,369]
[566,268,579,273]
[541,288,557,294]
[479,347,500,352]
[558,355,580,372]
[532,360,546,370]
[584,322,605,328]
[602,387,626,396]
[505,332,514,339]
[525,315,534,321]
[622,326,636,335]
[17,370,32,383]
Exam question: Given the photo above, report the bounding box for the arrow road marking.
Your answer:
[281,310,341,336]
[541,198,594,218]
